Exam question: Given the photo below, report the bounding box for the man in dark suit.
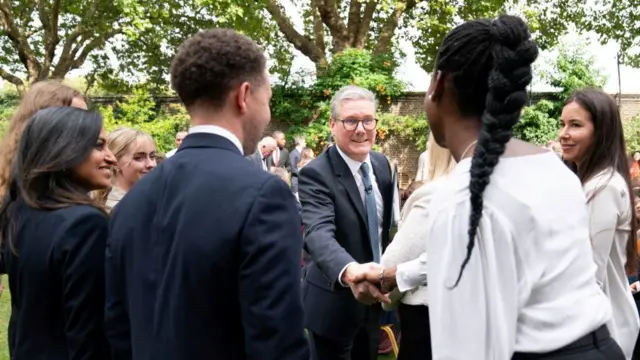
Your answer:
[289,135,306,195]
[299,85,393,360]
[246,136,276,170]
[270,131,291,171]
[105,29,309,360]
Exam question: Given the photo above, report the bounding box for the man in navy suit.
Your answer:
[105,29,309,360]
[299,85,393,360]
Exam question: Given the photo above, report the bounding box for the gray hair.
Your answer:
[259,136,276,148]
[294,135,306,146]
[329,85,377,120]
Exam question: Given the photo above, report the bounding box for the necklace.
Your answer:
[460,140,478,160]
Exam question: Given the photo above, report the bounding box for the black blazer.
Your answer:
[289,148,301,193]
[246,150,274,170]
[269,147,291,172]
[0,203,110,360]
[298,145,393,340]
[105,132,309,360]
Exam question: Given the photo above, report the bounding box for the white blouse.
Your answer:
[425,152,612,359]
[585,169,640,359]
[381,178,445,306]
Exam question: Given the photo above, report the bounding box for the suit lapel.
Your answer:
[329,147,367,225]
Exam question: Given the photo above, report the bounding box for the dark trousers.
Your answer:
[308,309,380,360]
[397,304,432,360]
[512,325,624,359]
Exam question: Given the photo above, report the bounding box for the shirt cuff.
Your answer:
[337,262,358,287]
[396,256,427,293]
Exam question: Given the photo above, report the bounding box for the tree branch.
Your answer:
[0,1,41,80]
[354,0,377,48]
[373,0,417,55]
[317,0,349,53]
[346,0,361,45]
[0,66,25,91]
[264,0,325,63]
[51,28,120,78]
[38,0,62,80]
[311,0,326,54]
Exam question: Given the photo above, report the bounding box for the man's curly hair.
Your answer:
[170,29,267,109]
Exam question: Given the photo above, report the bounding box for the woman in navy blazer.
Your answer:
[0,107,116,360]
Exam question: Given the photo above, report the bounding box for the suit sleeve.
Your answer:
[105,205,132,360]
[290,152,300,193]
[283,150,292,173]
[239,176,309,360]
[299,165,356,289]
[57,209,110,360]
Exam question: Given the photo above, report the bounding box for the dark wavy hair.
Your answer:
[170,28,266,109]
[435,15,539,286]
[564,89,638,274]
[0,107,106,253]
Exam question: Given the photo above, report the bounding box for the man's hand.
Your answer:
[342,263,390,305]
[348,265,398,293]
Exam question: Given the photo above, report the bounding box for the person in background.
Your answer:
[94,128,157,212]
[105,29,308,360]
[560,89,640,358]
[165,131,187,158]
[0,80,87,199]
[0,107,115,360]
[155,152,166,165]
[270,167,302,215]
[271,131,292,171]
[414,147,429,181]
[630,153,640,180]
[290,135,306,194]
[297,147,315,169]
[246,136,277,170]
[375,132,455,359]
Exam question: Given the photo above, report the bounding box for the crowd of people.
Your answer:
[0,13,639,360]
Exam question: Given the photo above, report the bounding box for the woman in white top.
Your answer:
[349,15,623,359]
[380,132,455,359]
[94,128,157,212]
[559,89,640,359]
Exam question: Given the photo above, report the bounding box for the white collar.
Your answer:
[335,145,372,177]
[189,125,243,154]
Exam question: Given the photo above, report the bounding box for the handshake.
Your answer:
[342,262,397,306]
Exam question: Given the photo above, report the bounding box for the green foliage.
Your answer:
[270,49,427,152]
[514,43,606,145]
[624,115,640,154]
[99,90,189,153]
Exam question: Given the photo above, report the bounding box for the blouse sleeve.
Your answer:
[427,202,519,359]
[382,184,439,292]
[586,182,624,287]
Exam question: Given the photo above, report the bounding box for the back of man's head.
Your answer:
[171,29,266,109]
[170,29,270,155]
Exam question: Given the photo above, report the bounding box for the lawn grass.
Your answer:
[1,275,9,360]
[0,276,395,360]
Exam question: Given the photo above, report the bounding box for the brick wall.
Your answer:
[94,92,640,188]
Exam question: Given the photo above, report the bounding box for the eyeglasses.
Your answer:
[337,117,377,131]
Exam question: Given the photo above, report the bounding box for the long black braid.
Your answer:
[435,16,539,287]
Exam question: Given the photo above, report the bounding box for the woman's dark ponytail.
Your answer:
[451,16,539,287]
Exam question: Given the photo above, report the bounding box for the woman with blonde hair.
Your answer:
[95,128,157,211]
[0,81,87,198]
[364,132,456,359]
[297,147,315,169]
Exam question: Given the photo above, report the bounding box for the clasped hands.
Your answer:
[342,262,392,306]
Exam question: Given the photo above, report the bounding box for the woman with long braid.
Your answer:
[351,15,624,359]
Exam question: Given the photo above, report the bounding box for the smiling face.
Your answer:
[330,99,376,162]
[72,128,116,190]
[115,137,157,190]
[559,101,595,165]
